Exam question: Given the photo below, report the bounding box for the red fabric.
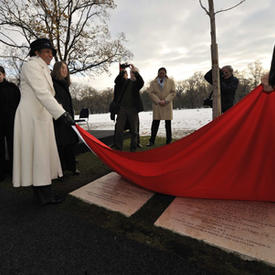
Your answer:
[75,85,275,202]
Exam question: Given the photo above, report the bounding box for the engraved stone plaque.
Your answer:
[155,197,275,265]
[71,172,154,216]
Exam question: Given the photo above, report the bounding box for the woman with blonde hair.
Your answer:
[51,61,79,176]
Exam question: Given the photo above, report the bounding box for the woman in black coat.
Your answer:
[51,61,79,175]
[0,66,20,181]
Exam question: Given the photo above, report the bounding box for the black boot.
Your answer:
[165,120,172,144]
[32,185,66,206]
[147,120,160,146]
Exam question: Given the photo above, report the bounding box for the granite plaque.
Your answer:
[71,172,153,216]
[155,197,275,265]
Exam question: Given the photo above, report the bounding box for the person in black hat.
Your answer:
[13,38,75,206]
[261,45,275,92]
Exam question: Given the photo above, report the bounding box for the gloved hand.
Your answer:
[58,112,75,127]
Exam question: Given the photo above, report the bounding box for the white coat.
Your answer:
[13,56,65,187]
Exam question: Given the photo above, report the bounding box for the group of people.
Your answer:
[1,36,275,207]
[110,63,240,152]
[110,65,177,151]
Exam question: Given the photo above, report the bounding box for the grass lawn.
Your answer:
[1,136,275,274]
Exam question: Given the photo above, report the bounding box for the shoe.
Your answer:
[137,143,143,148]
[41,195,66,206]
[146,142,154,147]
[72,169,80,176]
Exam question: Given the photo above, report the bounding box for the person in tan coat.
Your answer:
[147,67,176,146]
[13,38,75,205]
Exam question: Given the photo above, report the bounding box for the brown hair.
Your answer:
[155,67,168,79]
[51,61,71,86]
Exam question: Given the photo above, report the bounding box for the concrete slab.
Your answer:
[155,197,275,266]
[70,172,154,217]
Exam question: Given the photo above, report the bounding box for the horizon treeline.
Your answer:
[70,60,265,115]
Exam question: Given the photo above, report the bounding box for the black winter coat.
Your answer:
[113,70,144,112]
[204,69,239,112]
[52,78,78,146]
[0,79,20,127]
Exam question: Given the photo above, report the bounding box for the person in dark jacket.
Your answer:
[268,44,275,89]
[113,64,144,152]
[262,45,275,92]
[204,65,239,113]
[51,61,80,175]
[0,66,20,181]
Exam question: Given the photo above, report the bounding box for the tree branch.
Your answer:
[215,0,246,14]
[199,0,210,15]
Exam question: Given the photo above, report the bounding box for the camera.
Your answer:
[120,63,130,70]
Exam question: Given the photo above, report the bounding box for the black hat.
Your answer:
[269,45,275,87]
[29,38,57,57]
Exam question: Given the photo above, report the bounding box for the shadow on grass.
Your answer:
[2,136,275,274]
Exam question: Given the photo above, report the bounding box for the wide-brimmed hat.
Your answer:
[29,38,57,57]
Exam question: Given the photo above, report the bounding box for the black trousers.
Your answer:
[115,107,138,151]
[0,120,14,178]
[57,144,76,172]
[149,120,172,144]
[112,116,140,146]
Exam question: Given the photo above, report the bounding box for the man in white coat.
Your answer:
[13,38,75,205]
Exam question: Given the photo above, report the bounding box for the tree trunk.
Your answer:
[208,0,221,119]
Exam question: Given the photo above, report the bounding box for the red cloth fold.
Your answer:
[76,85,275,202]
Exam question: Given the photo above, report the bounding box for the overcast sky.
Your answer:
[74,0,274,90]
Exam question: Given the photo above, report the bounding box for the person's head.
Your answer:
[29,38,57,65]
[51,61,71,86]
[158,67,168,80]
[0,66,5,83]
[221,65,233,79]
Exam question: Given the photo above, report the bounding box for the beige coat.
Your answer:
[147,78,176,120]
[13,56,65,187]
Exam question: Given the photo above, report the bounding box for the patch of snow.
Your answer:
[75,108,212,139]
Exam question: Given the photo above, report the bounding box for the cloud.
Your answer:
[88,0,274,90]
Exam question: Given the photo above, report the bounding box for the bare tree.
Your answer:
[199,0,245,119]
[0,0,132,76]
[247,60,265,88]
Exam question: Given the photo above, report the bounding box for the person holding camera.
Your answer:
[146,67,176,147]
[112,63,144,152]
[13,38,75,205]
[204,65,239,113]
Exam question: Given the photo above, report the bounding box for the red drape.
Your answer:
[75,85,275,202]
